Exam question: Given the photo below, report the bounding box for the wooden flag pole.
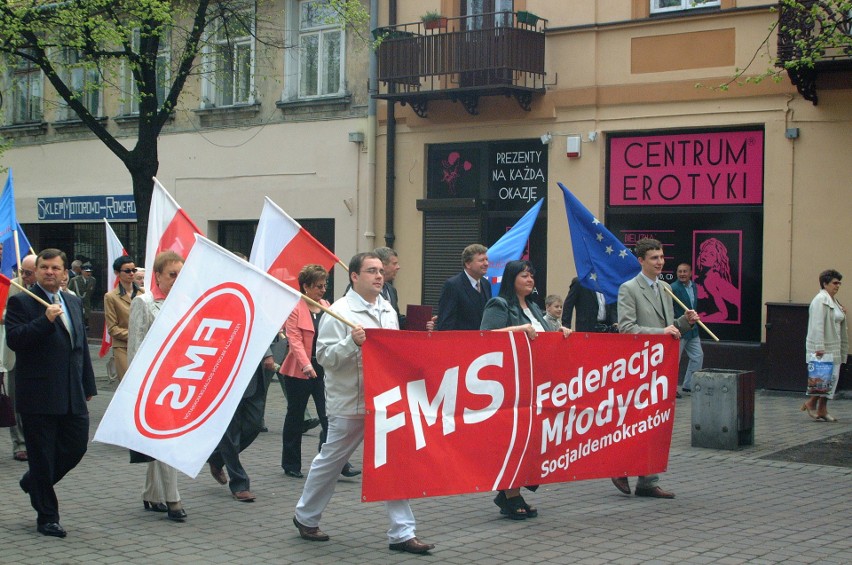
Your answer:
[301,294,356,329]
[662,285,719,342]
[10,279,51,308]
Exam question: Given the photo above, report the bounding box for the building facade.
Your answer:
[372,0,851,388]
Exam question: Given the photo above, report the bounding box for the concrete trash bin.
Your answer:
[691,369,755,450]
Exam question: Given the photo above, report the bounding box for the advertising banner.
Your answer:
[361,330,678,501]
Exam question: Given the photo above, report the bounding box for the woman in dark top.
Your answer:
[480,260,572,520]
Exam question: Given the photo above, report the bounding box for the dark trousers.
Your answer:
[281,366,328,473]
[20,412,89,524]
[208,378,267,494]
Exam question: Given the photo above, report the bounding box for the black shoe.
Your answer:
[341,463,361,477]
[143,500,168,512]
[284,469,304,478]
[260,426,269,432]
[676,391,683,399]
[302,418,321,434]
[167,505,187,522]
[682,388,691,393]
[37,522,67,538]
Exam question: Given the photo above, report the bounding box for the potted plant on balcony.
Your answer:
[421,10,448,30]
[516,10,540,26]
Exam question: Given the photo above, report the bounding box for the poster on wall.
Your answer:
[606,127,764,343]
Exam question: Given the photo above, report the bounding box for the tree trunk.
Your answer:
[127,126,160,264]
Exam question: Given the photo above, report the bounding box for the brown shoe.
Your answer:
[635,486,675,499]
[611,477,631,495]
[293,517,329,541]
[389,537,435,554]
[232,490,256,502]
[209,462,227,485]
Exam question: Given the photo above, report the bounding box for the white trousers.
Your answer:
[143,460,180,503]
[295,415,416,543]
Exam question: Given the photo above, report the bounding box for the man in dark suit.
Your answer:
[436,244,491,330]
[670,262,704,393]
[562,276,618,332]
[374,247,406,329]
[6,249,97,538]
[612,238,697,500]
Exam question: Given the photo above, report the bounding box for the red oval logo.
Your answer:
[135,282,254,438]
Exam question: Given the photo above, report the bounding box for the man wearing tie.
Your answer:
[671,262,704,394]
[436,244,491,330]
[6,249,96,538]
[613,239,699,500]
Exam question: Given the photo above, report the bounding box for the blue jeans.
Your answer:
[679,335,704,390]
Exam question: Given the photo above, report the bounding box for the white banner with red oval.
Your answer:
[361,330,678,501]
[94,236,301,477]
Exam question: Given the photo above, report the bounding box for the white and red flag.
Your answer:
[143,178,203,289]
[249,197,340,289]
[99,219,128,358]
[94,236,302,477]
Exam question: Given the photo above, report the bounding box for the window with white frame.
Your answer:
[8,51,43,124]
[203,4,255,107]
[124,28,171,115]
[60,48,102,119]
[298,0,344,98]
[651,0,721,14]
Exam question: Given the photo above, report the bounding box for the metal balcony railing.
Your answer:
[374,11,547,116]
[777,0,852,104]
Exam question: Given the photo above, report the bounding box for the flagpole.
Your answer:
[662,286,720,342]
[337,259,349,271]
[9,279,52,309]
[13,229,22,279]
[300,294,357,329]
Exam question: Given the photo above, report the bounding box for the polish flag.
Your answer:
[143,178,203,289]
[99,219,128,357]
[249,197,340,290]
[0,274,11,320]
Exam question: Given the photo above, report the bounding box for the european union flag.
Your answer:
[485,199,543,296]
[0,170,34,277]
[559,182,639,303]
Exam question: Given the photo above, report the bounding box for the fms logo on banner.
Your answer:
[135,283,253,439]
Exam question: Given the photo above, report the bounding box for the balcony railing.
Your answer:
[777,0,852,104]
[374,12,547,116]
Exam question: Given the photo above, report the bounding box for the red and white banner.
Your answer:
[362,331,678,501]
[99,219,127,358]
[249,197,340,290]
[143,178,203,290]
[94,236,302,477]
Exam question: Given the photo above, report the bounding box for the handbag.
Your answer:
[0,373,16,428]
[806,353,834,395]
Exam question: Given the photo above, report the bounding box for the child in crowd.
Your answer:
[544,294,563,331]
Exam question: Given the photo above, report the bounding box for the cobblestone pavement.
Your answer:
[0,345,850,564]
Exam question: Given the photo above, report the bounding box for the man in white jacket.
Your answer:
[292,252,435,555]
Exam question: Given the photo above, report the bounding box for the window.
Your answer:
[203,4,255,107]
[60,48,102,119]
[298,0,344,98]
[9,51,43,124]
[124,28,171,115]
[651,0,720,14]
[463,0,514,30]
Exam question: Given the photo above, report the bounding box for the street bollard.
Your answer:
[691,369,755,450]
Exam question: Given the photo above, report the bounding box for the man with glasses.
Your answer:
[3,254,37,463]
[293,252,435,555]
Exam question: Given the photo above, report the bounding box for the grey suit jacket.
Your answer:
[617,274,692,335]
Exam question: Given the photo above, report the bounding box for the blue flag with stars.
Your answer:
[559,182,639,303]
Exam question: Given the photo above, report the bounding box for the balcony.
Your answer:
[374,12,547,117]
[777,0,852,104]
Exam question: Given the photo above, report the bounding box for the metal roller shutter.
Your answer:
[422,212,483,308]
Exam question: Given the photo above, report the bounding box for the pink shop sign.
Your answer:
[609,129,764,206]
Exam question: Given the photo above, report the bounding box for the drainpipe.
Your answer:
[364,0,378,250]
[384,0,397,249]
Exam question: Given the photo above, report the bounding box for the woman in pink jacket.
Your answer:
[280,265,360,478]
